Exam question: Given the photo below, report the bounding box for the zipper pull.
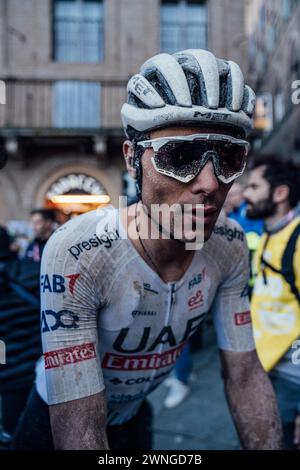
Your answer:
[171,284,176,305]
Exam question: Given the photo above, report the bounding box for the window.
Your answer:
[160,0,207,54]
[53,81,101,128]
[53,0,104,63]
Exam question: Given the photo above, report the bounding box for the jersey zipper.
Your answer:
[145,282,177,393]
[170,283,176,312]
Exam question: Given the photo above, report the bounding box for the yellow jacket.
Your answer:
[251,216,300,371]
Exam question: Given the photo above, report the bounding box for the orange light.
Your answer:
[49,195,111,204]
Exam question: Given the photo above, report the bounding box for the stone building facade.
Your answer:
[245,0,300,158]
[0,0,248,224]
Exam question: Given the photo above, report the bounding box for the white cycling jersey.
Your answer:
[36,206,255,425]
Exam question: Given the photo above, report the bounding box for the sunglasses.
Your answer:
[137,134,250,184]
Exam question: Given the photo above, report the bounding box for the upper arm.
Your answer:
[40,228,105,406]
[211,230,256,353]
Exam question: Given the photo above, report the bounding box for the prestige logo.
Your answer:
[68,226,120,260]
[213,224,244,242]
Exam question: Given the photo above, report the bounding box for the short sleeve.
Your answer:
[40,227,105,405]
[211,228,256,352]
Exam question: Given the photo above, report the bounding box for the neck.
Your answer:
[122,203,194,280]
[265,203,291,228]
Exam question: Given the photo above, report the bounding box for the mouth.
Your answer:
[190,207,218,225]
[204,207,219,215]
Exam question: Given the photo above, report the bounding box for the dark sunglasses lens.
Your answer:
[154,141,208,180]
[212,142,246,177]
[153,139,247,181]
[155,141,207,166]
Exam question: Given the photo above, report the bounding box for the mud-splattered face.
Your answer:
[140,126,235,242]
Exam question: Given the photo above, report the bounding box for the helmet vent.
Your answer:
[146,70,177,106]
[184,71,201,106]
[128,92,151,109]
[219,75,228,108]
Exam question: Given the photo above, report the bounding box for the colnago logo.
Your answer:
[213,224,244,242]
[44,342,96,369]
[68,227,120,260]
[109,388,157,404]
[102,343,185,371]
[109,369,171,386]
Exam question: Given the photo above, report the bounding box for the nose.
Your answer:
[189,160,220,195]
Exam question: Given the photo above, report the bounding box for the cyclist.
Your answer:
[13,49,282,450]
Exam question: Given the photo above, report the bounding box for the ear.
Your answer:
[123,140,137,179]
[273,184,290,204]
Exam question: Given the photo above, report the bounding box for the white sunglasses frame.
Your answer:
[137,133,250,184]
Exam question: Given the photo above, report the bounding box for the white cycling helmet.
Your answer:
[121,49,256,139]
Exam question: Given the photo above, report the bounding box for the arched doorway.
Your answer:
[44,172,110,218]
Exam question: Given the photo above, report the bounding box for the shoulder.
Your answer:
[202,212,248,278]
[41,206,122,271]
[206,212,247,252]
